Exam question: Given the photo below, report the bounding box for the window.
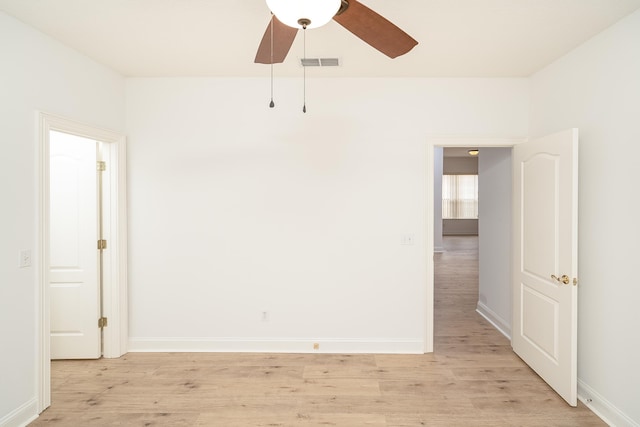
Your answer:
[442,174,478,219]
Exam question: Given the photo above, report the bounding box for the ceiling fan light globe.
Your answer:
[266,0,341,29]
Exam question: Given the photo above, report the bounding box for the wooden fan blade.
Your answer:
[333,0,418,59]
[254,16,298,64]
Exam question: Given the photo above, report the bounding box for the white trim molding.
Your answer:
[0,398,37,427]
[476,302,512,340]
[578,380,640,427]
[36,112,128,413]
[128,338,424,354]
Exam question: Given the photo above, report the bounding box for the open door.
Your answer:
[512,129,578,406]
[49,130,102,359]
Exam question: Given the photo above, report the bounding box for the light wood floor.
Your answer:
[31,236,604,426]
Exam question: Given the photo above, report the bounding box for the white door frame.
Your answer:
[36,112,128,412]
[424,136,525,352]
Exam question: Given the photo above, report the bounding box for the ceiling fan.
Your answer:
[254,0,418,64]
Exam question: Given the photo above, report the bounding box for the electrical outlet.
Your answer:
[19,250,31,268]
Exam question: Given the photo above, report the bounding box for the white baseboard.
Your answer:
[128,338,424,354]
[476,302,511,339]
[0,398,38,427]
[578,379,639,427]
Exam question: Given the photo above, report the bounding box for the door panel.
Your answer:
[522,154,558,277]
[522,285,558,359]
[50,130,101,359]
[512,129,578,406]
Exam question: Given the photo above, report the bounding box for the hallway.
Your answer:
[434,236,507,354]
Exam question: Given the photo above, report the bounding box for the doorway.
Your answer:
[424,137,523,352]
[427,132,579,406]
[435,145,512,339]
[37,112,128,412]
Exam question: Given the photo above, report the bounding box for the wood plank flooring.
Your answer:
[30,236,605,426]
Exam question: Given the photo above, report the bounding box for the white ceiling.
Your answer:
[2,0,639,78]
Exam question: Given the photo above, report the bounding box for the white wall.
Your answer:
[0,11,125,426]
[477,148,512,338]
[126,77,528,352]
[530,9,640,426]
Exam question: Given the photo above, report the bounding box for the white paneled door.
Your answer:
[50,130,102,359]
[512,129,578,406]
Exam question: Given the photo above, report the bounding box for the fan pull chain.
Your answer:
[302,23,307,113]
[269,15,275,108]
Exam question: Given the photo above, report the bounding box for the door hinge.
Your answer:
[97,239,107,250]
[98,317,108,328]
[97,161,106,171]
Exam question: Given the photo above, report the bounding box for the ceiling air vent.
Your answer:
[300,58,340,67]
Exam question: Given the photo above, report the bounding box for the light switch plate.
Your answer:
[19,249,32,268]
[401,234,415,245]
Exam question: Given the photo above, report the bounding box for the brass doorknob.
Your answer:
[551,274,570,285]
